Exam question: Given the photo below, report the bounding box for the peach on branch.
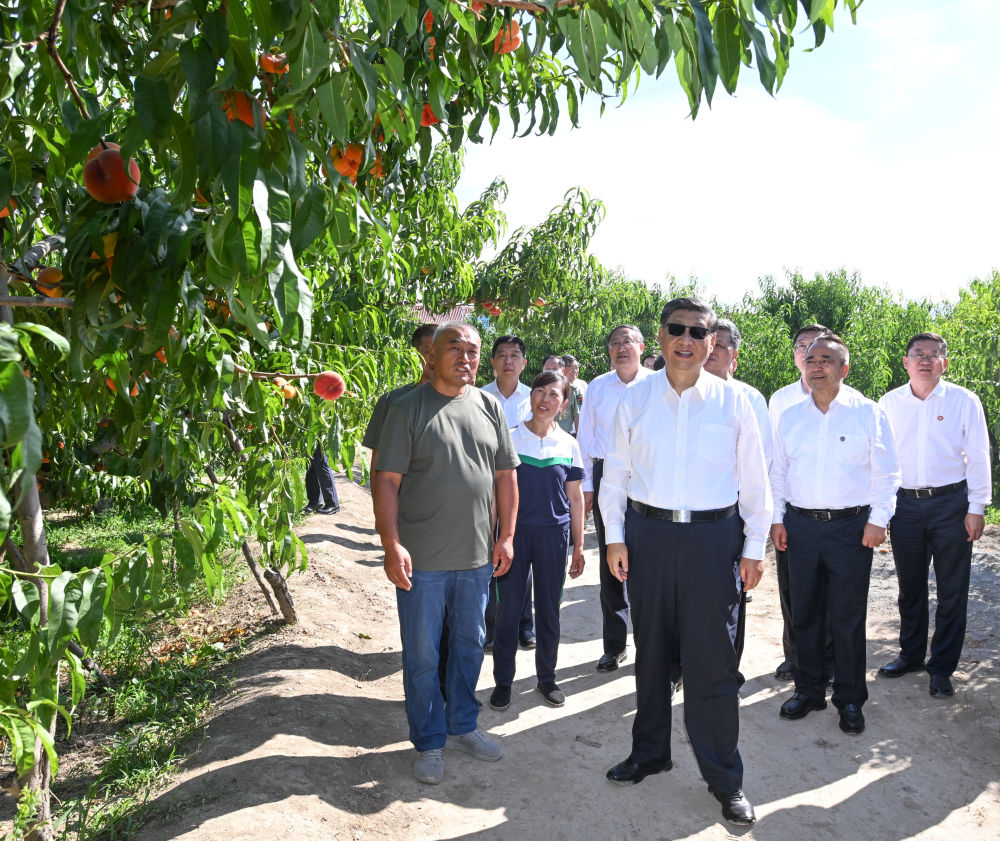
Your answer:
[314,371,346,401]
[83,142,140,204]
[258,52,289,75]
[37,267,64,297]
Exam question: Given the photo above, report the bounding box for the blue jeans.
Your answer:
[396,562,493,751]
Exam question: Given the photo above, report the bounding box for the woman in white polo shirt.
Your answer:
[489,371,586,711]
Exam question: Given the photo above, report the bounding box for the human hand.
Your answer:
[965,513,985,542]
[741,557,764,590]
[770,523,788,552]
[569,549,585,579]
[862,524,886,548]
[607,542,628,583]
[584,491,594,519]
[383,543,413,590]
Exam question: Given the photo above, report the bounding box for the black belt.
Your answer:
[787,504,869,522]
[630,500,737,523]
[899,480,967,499]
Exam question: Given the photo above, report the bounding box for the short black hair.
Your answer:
[411,323,437,348]
[542,354,562,367]
[491,334,526,357]
[560,354,578,367]
[716,318,742,352]
[809,332,849,366]
[793,323,830,345]
[659,297,718,332]
[531,370,571,401]
[906,331,948,356]
[653,354,665,371]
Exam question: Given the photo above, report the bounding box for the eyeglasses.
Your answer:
[663,323,711,340]
[906,352,944,362]
[608,338,639,349]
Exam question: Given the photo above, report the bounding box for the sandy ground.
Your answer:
[135,477,1000,841]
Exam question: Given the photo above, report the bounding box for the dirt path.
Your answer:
[138,478,1000,841]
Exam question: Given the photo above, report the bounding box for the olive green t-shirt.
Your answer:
[362,383,417,450]
[555,383,582,435]
[376,382,520,571]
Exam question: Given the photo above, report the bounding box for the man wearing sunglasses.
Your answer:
[599,299,771,827]
[876,332,991,698]
[770,334,900,737]
[577,325,652,672]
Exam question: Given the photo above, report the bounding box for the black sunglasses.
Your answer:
[663,323,711,340]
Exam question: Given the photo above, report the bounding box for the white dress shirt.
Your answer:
[878,379,992,515]
[771,387,901,527]
[732,378,772,466]
[576,366,653,491]
[481,379,531,429]
[598,369,773,560]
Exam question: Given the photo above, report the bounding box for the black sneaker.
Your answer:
[302,503,320,514]
[489,685,511,711]
[317,503,340,514]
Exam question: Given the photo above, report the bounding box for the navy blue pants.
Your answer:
[626,508,744,793]
[785,507,873,707]
[305,444,340,508]
[593,460,629,656]
[485,569,533,640]
[493,524,569,686]
[889,486,972,677]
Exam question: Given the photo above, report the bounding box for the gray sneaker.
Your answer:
[446,729,503,761]
[413,749,444,784]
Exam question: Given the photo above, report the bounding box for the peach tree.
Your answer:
[0,0,860,835]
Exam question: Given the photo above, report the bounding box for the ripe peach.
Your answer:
[258,52,289,75]
[83,142,140,203]
[273,376,288,389]
[222,90,263,128]
[424,10,434,32]
[281,384,298,400]
[494,21,521,55]
[155,347,168,364]
[421,104,440,127]
[314,370,346,401]
[0,198,16,218]
[37,267,64,298]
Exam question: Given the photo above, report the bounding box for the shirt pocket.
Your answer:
[833,432,867,465]
[699,423,736,464]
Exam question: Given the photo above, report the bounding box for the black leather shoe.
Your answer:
[596,651,626,672]
[929,673,954,697]
[878,656,925,678]
[708,786,756,826]
[779,692,827,720]
[838,703,865,734]
[489,685,511,711]
[774,661,794,681]
[519,632,536,650]
[606,757,671,786]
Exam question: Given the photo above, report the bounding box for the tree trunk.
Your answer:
[263,567,298,624]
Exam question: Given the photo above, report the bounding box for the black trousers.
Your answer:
[776,548,835,674]
[305,444,340,508]
[785,508,873,707]
[889,487,972,677]
[593,459,630,656]
[626,507,744,792]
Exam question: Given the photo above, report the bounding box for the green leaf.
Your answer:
[223,131,259,220]
[318,73,350,143]
[688,0,720,105]
[712,5,744,95]
[76,569,106,650]
[0,361,33,445]
[348,43,379,119]
[134,74,174,142]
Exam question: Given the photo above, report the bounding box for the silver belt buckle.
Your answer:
[671,509,692,523]
[914,488,933,499]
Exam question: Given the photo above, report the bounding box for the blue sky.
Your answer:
[454,0,1000,305]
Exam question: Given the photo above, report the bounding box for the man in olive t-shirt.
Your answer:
[373,322,519,785]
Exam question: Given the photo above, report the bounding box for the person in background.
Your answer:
[577,326,652,672]
[771,334,900,736]
[877,332,992,698]
[304,443,341,515]
[641,354,658,370]
[561,354,588,398]
[489,370,585,712]
[544,353,581,436]
[482,335,532,429]
[372,322,518,785]
[703,318,773,678]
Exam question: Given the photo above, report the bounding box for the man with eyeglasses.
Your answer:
[770,334,900,737]
[876,332,991,698]
[768,323,857,683]
[704,318,772,680]
[600,299,770,826]
[561,354,588,398]
[577,326,652,672]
